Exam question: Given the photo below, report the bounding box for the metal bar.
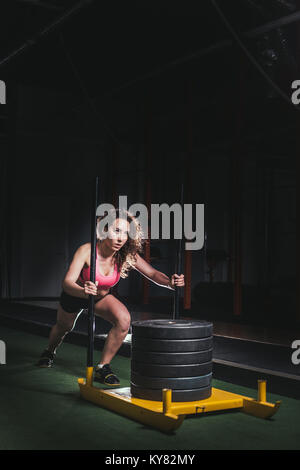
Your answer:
[211,0,299,113]
[245,10,300,38]
[258,380,267,402]
[173,183,184,320]
[162,389,172,415]
[87,175,98,370]
[16,0,63,10]
[2,3,300,88]
[78,380,280,430]
[184,79,193,311]
[110,142,119,296]
[0,0,93,69]
[78,380,184,433]
[94,9,300,101]
[142,92,152,305]
[183,232,192,310]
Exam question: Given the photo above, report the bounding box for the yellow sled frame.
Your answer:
[78,368,281,433]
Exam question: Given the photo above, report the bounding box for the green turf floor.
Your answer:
[0,325,299,450]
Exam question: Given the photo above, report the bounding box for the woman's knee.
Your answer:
[95,295,131,333]
[116,310,131,333]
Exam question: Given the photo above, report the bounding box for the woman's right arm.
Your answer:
[62,244,93,298]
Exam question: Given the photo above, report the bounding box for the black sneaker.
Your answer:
[36,349,55,368]
[94,364,120,386]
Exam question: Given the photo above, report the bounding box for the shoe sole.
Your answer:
[94,376,120,387]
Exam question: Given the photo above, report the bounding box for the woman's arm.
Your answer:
[62,244,91,298]
[133,254,184,290]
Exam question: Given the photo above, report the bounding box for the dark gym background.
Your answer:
[1,2,300,452]
[0,1,299,388]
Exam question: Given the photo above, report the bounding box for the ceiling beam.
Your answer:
[16,0,63,11]
[99,8,300,99]
[0,0,93,69]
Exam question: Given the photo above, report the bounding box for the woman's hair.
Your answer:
[96,208,145,278]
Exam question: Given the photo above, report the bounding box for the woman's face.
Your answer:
[106,218,130,251]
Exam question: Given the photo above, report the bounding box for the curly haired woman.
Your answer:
[36,208,184,386]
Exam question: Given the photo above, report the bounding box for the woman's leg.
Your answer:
[47,304,82,353]
[94,294,131,365]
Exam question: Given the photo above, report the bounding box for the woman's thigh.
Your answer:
[56,304,82,331]
[94,294,130,329]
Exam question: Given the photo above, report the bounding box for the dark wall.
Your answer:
[0,2,297,326]
[1,77,295,318]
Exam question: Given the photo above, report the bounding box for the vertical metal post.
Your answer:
[184,79,193,311]
[143,91,152,305]
[111,140,119,208]
[111,141,119,296]
[86,176,99,386]
[162,389,172,414]
[258,380,267,403]
[173,183,184,319]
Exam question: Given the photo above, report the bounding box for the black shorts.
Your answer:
[59,290,89,313]
[59,289,112,314]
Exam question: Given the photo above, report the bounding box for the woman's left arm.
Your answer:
[133,254,184,290]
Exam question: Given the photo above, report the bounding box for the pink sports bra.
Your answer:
[79,248,121,289]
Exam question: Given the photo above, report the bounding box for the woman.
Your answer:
[37,208,185,386]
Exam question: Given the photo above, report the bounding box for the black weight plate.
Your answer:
[131,360,212,378]
[132,319,213,340]
[131,383,212,402]
[131,371,212,390]
[131,348,213,365]
[132,336,213,353]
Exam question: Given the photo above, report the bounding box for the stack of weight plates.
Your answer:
[130,319,213,402]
